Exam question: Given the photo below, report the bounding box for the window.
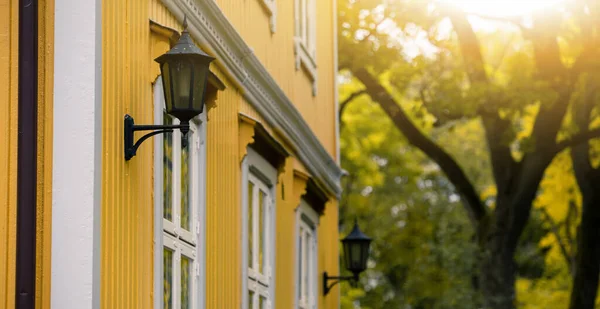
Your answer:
[295,200,318,309]
[154,77,207,309]
[294,0,317,94]
[242,148,277,309]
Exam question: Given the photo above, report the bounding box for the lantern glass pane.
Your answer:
[161,62,173,112]
[171,60,192,111]
[361,241,370,269]
[343,242,352,271]
[350,242,362,270]
[192,63,209,111]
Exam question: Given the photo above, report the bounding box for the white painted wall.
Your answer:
[52,0,101,308]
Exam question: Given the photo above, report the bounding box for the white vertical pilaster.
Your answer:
[52,0,101,307]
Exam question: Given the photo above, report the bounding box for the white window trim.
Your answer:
[294,200,319,309]
[154,76,207,309]
[294,0,317,95]
[258,0,277,33]
[242,148,278,309]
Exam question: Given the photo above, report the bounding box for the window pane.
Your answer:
[163,248,173,309]
[249,291,255,309]
[258,190,264,274]
[259,296,266,309]
[181,255,191,309]
[181,135,190,231]
[304,232,310,299]
[298,226,303,298]
[248,181,254,269]
[163,114,173,221]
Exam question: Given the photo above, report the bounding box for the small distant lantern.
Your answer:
[341,220,372,279]
[323,219,372,296]
[154,17,215,129]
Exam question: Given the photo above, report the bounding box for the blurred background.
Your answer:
[336,1,600,308]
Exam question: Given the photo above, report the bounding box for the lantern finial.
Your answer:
[183,15,188,31]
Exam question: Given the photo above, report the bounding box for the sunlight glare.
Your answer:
[438,0,566,17]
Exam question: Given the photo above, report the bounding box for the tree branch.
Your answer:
[505,14,575,251]
[339,90,367,120]
[553,127,600,156]
[352,67,487,229]
[565,200,578,272]
[540,207,574,273]
[526,13,571,156]
[448,10,516,192]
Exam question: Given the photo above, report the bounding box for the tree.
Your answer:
[338,1,600,308]
[338,78,551,308]
[568,73,600,309]
[338,80,481,308]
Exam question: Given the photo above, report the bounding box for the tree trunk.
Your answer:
[478,187,541,309]
[480,238,517,309]
[569,79,600,309]
[568,188,600,309]
[479,197,518,309]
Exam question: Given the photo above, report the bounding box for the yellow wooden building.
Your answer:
[0,0,343,308]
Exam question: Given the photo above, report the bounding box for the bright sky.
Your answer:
[438,0,566,17]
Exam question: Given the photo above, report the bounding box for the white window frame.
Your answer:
[295,200,319,309]
[153,76,207,309]
[294,0,317,95]
[258,0,277,33]
[242,148,277,309]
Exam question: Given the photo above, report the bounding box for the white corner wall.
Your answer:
[51,0,101,308]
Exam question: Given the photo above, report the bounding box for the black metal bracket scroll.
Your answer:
[124,114,189,161]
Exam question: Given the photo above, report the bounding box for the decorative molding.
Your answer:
[205,74,225,119]
[258,0,277,33]
[239,114,289,177]
[239,116,257,163]
[161,0,342,198]
[150,19,180,44]
[291,170,309,209]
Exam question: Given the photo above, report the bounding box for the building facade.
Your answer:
[0,0,343,308]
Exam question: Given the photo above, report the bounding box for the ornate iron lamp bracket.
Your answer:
[323,272,357,296]
[124,114,190,161]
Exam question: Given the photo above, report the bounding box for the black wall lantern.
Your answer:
[124,17,215,161]
[323,220,372,296]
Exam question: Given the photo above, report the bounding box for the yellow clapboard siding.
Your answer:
[101,0,340,308]
[0,0,19,307]
[205,72,243,309]
[213,0,337,159]
[36,0,54,308]
[101,0,154,307]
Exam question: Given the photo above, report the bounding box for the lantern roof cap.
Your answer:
[343,219,371,242]
[156,16,215,62]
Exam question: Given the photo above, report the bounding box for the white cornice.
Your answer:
[161,0,343,198]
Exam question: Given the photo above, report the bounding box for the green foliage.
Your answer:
[339,85,482,308]
[336,0,592,306]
